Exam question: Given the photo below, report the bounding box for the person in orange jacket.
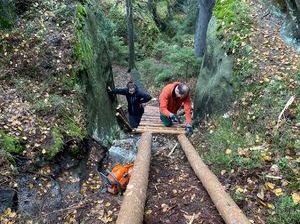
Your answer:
[159,82,193,135]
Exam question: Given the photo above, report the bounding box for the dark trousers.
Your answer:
[129,113,143,128]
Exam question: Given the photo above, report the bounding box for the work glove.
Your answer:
[185,124,193,135]
[170,113,179,123]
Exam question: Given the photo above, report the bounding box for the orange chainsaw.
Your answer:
[100,164,134,194]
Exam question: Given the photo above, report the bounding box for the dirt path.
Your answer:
[145,135,224,224]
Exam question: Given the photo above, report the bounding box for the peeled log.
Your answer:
[178,134,250,224]
[116,132,152,224]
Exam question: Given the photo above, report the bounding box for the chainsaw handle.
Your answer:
[106,170,121,187]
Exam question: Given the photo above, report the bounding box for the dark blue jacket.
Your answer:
[112,87,152,115]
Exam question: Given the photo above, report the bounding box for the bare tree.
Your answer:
[194,0,215,57]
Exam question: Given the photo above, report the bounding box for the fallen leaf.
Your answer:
[273,188,284,196]
[236,186,244,193]
[225,149,232,155]
[221,170,226,175]
[265,182,275,190]
[266,203,275,209]
[262,155,272,161]
[257,187,265,200]
[292,192,300,205]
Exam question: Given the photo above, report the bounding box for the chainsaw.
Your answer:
[100,164,134,194]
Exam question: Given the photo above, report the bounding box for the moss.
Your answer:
[64,116,86,140]
[0,130,23,154]
[47,127,64,160]
[74,1,120,146]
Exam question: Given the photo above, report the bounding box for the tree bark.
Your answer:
[126,0,135,70]
[194,0,215,57]
[116,132,152,224]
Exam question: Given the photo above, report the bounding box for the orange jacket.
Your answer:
[159,82,192,125]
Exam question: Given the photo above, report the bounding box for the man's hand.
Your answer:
[107,86,112,93]
[170,113,179,123]
[185,124,193,135]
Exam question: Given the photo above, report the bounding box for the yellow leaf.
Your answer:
[4,208,12,216]
[105,202,111,207]
[273,188,283,196]
[266,203,275,209]
[262,155,272,161]
[236,186,244,193]
[265,182,275,190]
[292,192,300,204]
[225,149,232,155]
[42,149,46,154]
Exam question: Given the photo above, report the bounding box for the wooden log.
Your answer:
[177,134,250,224]
[116,132,152,224]
[141,115,161,119]
[116,112,132,132]
[135,127,185,134]
[116,104,127,119]
[137,126,184,131]
[139,122,185,128]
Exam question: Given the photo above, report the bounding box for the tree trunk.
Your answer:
[147,0,167,32]
[194,0,215,57]
[126,0,135,70]
[116,132,152,224]
[285,0,300,40]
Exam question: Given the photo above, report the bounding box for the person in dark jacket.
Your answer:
[108,81,152,128]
